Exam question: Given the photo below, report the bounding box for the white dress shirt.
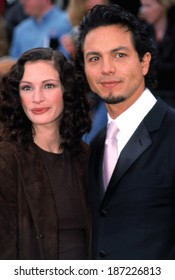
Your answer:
[107,88,157,157]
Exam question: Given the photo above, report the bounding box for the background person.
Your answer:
[9,0,71,58]
[139,0,175,108]
[4,0,27,44]
[0,14,9,57]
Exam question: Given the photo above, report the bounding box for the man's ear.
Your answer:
[141,52,151,76]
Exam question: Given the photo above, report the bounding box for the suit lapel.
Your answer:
[90,127,107,202]
[102,98,168,205]
[107,123,151,189]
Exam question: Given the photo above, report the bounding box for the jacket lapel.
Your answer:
[102,98,168,204]
[17,144,59,258]
[90,128,107,202]
[110,122,151,186]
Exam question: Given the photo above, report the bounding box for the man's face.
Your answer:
[20,0,47,18]
[83,25,151,110]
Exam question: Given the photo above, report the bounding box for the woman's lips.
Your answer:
[31,107,50,114]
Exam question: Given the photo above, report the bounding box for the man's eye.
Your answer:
[89,56,99,62]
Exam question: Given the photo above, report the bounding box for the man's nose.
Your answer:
[101,58,116,75]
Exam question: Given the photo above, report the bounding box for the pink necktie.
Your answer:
[103,121,119,190]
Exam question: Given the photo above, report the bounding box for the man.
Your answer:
[4,0,27,44]
[76,4,175,259]
[9,0,71,58]
[0,14,9,57]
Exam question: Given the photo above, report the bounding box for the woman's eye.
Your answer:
[115,53,125,58]
[20,85,31,91]
[45,84,55,89]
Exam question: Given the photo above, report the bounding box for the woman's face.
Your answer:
[19,60,64,129]
[140,0,167,25]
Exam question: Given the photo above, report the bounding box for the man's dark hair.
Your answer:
[76,4,157,92]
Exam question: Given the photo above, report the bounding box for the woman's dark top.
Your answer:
[37,145,89,260]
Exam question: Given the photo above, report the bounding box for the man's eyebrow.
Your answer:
[85,46,130,58]
[85,51,100,58]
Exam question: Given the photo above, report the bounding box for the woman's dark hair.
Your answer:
[0,47,91,155]
[75,4,158,92]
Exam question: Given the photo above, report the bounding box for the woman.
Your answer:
[0,47,91,260]
[139,0,175,107]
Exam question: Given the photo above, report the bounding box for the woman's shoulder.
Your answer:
[0,141,36,159]
[80,141,91,158]
[0,141,42,172]
[0,141,18,156]
[80,140,90,152]
[0,141,20,171]
[71,141,90,163]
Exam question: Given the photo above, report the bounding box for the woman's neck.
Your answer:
[33,124,62,154]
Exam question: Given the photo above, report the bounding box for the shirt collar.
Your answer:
[108,88,157,132]
[33,6,55,24]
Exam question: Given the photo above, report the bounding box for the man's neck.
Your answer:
[34,4,53,21]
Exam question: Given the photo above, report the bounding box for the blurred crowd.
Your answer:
[138,0,175,108]
[0,0,175,142]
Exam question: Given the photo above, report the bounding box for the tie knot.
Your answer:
[106,121,118,139]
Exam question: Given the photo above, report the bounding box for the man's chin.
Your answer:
[102,96,125,104]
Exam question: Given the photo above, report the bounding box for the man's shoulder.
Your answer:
[14,17,34,33]
[157,98,175,121]
[49,6,71,27]
[144,98,175,135]
[49,5,69,20]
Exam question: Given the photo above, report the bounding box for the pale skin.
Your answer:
[19,60,64,153]
[83,25,151,119]
[20,0,53,21]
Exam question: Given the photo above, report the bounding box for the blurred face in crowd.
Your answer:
[20,0,52,19]
[140,0,167,25]
[85,0,109,10]
[19,60,64,129]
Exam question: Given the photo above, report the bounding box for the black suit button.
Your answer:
[101,209,108,216]
[36,234,44,239]
[99,250,107,258]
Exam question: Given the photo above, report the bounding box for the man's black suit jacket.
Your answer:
[88,99,175,260]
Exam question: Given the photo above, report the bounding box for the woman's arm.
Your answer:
[0,142,18,259]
